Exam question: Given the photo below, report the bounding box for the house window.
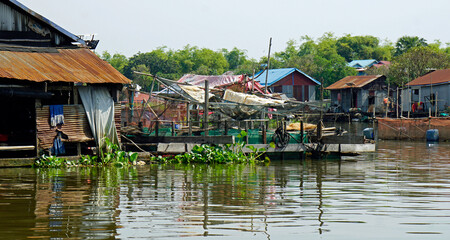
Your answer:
[413,89,419,95]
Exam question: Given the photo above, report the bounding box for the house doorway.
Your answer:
[0,96,36,158]
[352,90,358,108]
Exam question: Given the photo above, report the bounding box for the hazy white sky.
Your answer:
[19,0,450,59]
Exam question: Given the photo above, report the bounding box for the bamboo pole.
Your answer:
[264,37,272,94]
[204,80,209,136]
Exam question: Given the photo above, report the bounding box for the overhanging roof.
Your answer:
[326,75,384,90]
[406,69,450,86]
[254,68,321,86]
[0,47,131,84]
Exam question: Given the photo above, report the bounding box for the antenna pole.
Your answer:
[264,37,272,94]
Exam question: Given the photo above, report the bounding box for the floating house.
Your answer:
[0,0,130,162]
[326,75,387,113]
[402,69,450,113]
[254,68,320,102]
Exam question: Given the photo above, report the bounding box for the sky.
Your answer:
[19,0,450,59]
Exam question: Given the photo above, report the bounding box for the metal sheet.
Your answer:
[0,47,131,84]
[406,69,450,86]
[326,75,383,90]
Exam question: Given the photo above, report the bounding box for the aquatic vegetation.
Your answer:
[153,131,271,164]
[34,137,139,168]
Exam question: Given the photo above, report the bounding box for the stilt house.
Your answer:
[0,0,130,161]
[254,68,320,101]
[402,69,450,113]
[326,75,387,113]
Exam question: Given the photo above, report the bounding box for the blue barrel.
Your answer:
[426,129,439,142]
[363,128,374,140]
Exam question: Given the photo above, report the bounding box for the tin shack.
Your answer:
[0,0,130,164]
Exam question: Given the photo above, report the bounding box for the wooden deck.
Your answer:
[156,143,376,155]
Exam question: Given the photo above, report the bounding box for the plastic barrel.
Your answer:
[363,128,374,140]
[426,129,439,142]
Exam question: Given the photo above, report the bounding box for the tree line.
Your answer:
[99,33,450,93]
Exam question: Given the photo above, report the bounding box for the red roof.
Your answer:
[325,75,384,90]
[0,47,131,84]
[407,69,450,86]
[134,92,150,102]
[372,61,391,68]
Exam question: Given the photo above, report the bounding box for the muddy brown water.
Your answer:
[0,140,449,239]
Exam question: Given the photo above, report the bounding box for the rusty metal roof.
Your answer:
[0,47,131,84]
[325,75,384,90]
[406,69,450,86]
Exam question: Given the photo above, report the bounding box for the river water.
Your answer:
[0,140,449,239]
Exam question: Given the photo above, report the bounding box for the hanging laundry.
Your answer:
[50,105,64,127]
[50,131,65,156]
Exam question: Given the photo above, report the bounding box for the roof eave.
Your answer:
[8,0,86,46]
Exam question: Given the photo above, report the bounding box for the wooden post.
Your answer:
[73,86,82,156]
[204,80,209,136]
[262,123,267,144]
[245,121,249,144]
[35,99,41,158]
[264,37,272,94]
[252,69,255,93]
[385,82,390,118]
[187,103,192,136]
[155,120,159,137]
[400,83,404,118]
[317,120,322,140]
[300,121,304,143]
[435,91,438,117]
[171,121,175,137]
[224,121,228,136]
[396,88,399,118]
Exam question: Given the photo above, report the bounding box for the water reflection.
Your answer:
[0,141,449,239]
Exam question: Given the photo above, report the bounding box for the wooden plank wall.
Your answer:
[36,105,94,150]
[37,104,123,151]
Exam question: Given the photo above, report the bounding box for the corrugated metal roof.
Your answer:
[325,75,383,90]
[254,68,320,86]
[347,59,378,68]
[406,69,450,86]
[0,47,131,84]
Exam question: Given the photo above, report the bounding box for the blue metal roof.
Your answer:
[348,59,378,68]
[8,0,86,46]
[254,68,321,86]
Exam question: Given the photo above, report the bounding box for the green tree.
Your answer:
[222,47,248,70]
[394,36,427,56]
[99,51,129,74]
[336,35,380,61]
[389,46,450,85]
[124,47,180,80]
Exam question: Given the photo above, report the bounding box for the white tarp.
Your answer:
[223,89,285,106]
[179,84,206,103]
[78,86,119,150]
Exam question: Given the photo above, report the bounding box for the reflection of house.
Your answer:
[254,68,320,101]
[0,0,130,160]
[326,75,387,113]
[402,69,450,113]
